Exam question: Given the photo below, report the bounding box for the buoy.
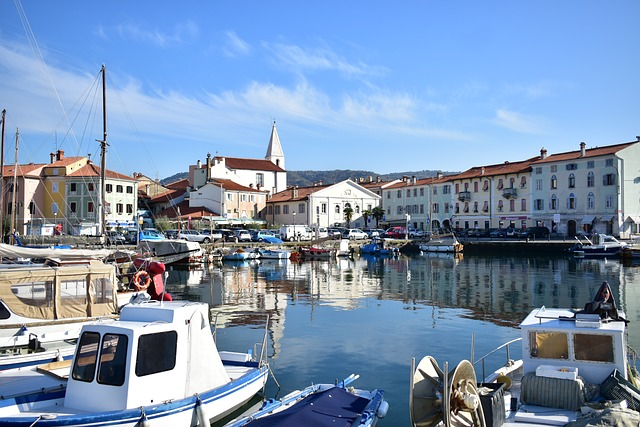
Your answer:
[496,374,512,390]
[377,400,389,418]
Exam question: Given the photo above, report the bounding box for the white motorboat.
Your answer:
[411,281,640,427]
[225,374,388,427]
[0,300,269,427]
[418,234,463,253]
[137,238,205,265]
[570,233,628,258]
[257,248,290,260]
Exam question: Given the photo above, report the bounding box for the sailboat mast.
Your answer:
[99,64,108,238]
[0,109,5,240]
[10,129,18,245]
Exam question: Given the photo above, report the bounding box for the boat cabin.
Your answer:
[64,302,229,412]
[520,306,628,385]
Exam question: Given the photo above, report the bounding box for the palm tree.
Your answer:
[372,206,385,228]
[362,209,371,228]
[343,206,354,228]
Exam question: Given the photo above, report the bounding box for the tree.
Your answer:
[343,206,353,227]
[372,206,385,228]
[362,209,371,228]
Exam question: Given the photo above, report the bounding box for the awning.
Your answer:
[581,215,596,224]
[599,216,615,222]
[625,215,640,224]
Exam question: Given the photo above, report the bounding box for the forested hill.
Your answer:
[161,169,458,187]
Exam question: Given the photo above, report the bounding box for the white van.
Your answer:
[279,225,314,241]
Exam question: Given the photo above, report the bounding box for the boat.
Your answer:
[360,237,399,256]
[410,281,640,427]
[225,374,388,427]
[257,248,290,260]
[620,242,640,260]
[295,246,336,260]
[336,239,355,257]
[222,248,252,261]
[0,242,115,263]
[569,233,628,257]
[0,300,270,426]
[418,234,463,253]
[137,238,205,265]
[0,259,120,370]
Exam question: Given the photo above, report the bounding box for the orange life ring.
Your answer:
[132,270,151,291]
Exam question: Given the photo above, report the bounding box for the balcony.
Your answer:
[457,191,471,202]
[502,188,518,199]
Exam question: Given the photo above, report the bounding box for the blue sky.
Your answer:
[1,1,638,181]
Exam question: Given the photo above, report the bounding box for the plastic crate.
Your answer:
[477,382,506,427]
[601,369,640,411]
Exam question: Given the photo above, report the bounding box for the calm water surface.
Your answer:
[165,253,640,427]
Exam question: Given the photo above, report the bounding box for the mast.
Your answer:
[10,129,18,245]
[97,64,108,239]
[0,109,5,240]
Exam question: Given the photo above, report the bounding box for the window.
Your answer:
[267,205,273,215]
[396,206,403,214]
[72,332,100,382]
[256,173,264,187]
[550,175,557,189]
[474,181,478,192]
[520,176,526,188]
[136,331,177,376]
[529,331,568,360]
[397,190,401,198]
[29,202,35,214]
[551,195,557,210]
[566,163,577,170]
[536,179,542,191]
[420,188,424,196]
[587,172,594,187]
[387,192,390,199]
[605,195,613,209]
[283,205,289,214]
[321,203,327,214]
[126,186,133,194]
[587,193,595,209]
[97,334,128,386]
[226,193,233,201]
[483,180,489,191]
[299,203,305,214]
[510,177,516,188]
[275,206,280,215]
[433,187,438,195]
[587,161,594,169]
[52,182,59,193]
[551,165,557,172]
[335,205,340,214]
[106,184,113,193]
[568,194,576,210]
[482,201,489,212]
[535,167,542,174]
[413,189,417,197]
[509,199,515,211]
[574,334,614,362]
[70,202,77,213]
[455,203,460,213]
[534,199,544,210]
[498,200,503,212]
[603,174,616,186]
[568,173,575,188]
[443,185,450,194]
[70,183,77,193]
[444,203,450,213]
[521,198,526,211]
[116,203,123,214]
[497,179,503,190]
[605,158,614,167]
[88,183,94,192]
[463,202,469,213]
[126,204,133,214]
[355,205,360,214]
[473,201,478,212]
[432,203,439,213]
[88,202,94,213]
[116,185,123,193]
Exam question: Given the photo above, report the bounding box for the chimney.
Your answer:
[376,176,381,183]
[402,175,409,183]
[50,152,56,163]
[540,147,547,159]
[318,180,322,186]
[206,152,212,181]
[481,167,485,175]
[437,171,443,179]
[580,141,586,157]
[56,150,64,161]
[412,176,417,184]
[197,160,202,168]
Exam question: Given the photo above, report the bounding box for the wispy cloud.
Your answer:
[222,31,251,57]
[494,109,545,134]
[96,21,199,47]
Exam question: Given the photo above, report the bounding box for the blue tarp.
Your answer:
[245,386,371,427]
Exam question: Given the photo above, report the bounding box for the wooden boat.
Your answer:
[298,246,335,260]
[570,233,627,257]
[360,238,398,256]
[257,248,290,260]
[418,234,463,253]
[225,374,388,427]
[222,248,252,261]
[0,300,269,426]
[411,281,640,427]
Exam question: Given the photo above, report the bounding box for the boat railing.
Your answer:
[212,311,270,368]
[472,336,522,381]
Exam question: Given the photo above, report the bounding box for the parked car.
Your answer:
[505,227,518,237]
[384,226,407,239]
[408,228,425,239]
[251,230,276,242]
[220,229,238,242]
[122,227,139,244]
[178,229,211,244]
[235,230,252,242]
[164,229,180,239]
[364,228,384,238]
[327,228,345,239]
[489,228,507,238]
[518,226,551,239]
[105,231,126,245]
[343,228,368,240]
[200,229,223,240]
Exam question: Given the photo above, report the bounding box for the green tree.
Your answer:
[343,206,353,228]
[362,209,371,228]
[372,206,385,228]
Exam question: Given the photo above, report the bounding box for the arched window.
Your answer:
[568,193,576,210]
[497,179,504,190]
[587,172,595,187]
[550,175,557,189]
[550,194,557,210]
[568,173,575,188]
[587,192,595,209]
[521,198,526,211]
[335,205,340,214]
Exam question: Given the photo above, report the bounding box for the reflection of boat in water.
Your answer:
[291,247,336,261]
[226,374,388,427]
[418,234,463,253]
[411,281,640,427]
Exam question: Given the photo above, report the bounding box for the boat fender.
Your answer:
[496,374,512,390]
[136,408,150,427]
[132,270,151,291]
[195,396,209,426]
[377,400,389,418]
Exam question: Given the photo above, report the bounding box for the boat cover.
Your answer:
[0,243,114,260]
[246,386,371,426]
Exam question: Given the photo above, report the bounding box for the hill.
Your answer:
[161,169,458,187]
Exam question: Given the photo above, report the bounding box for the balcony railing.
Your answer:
[502,188,518,199]
[457,191,471,201]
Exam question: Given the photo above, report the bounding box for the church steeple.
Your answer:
[265,120,285,170]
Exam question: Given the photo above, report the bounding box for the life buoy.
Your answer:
[132,270,151,291]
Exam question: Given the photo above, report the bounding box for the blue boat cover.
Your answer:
[247,386,371,426]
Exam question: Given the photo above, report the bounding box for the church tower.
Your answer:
[265,121,285,170]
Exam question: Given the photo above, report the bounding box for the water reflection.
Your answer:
[165,254,640,427]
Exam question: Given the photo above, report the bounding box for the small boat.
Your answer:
[569,233,627,257]
[411,281,640,427]
[226,374,388,427]
[297,246,335,260]
[0,300,270,427]
[222,248,252,261]
[336,239,354,257]
[620,242,640,260]
[258,248,290,260]
[360,237,398,256]
[418,234,463,253]
[137,238,205,265]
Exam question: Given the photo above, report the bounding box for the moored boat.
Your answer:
[137,238,205,265]
[222,248,252,261]
[0,300,269,427]
[257,248,290,260]
[296,246,335,260]
[418,234,463,253]
[411,281,640,427]
[569,233,627,257]
[360,237,398,256]
[225,374,388,427]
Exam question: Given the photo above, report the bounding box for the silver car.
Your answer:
[178,230,211,243]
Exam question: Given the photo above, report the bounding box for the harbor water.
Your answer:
[164,253,640,427]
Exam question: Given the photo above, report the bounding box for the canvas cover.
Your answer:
[0,261,118,323]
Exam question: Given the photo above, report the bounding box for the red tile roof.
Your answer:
[531,141,637,164]
[210,179,266,193]
[66,163,135,181]
[157,201,218,219]
[1,163,46,176]
[214,156,284,172]
[267,184,332,203]
[450,157,540,180]
[46,156,86,168]
[150,187,187,202]
[165,179,189,190]
[386,175,454,189]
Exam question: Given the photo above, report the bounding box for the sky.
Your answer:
[1,1,638,182]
